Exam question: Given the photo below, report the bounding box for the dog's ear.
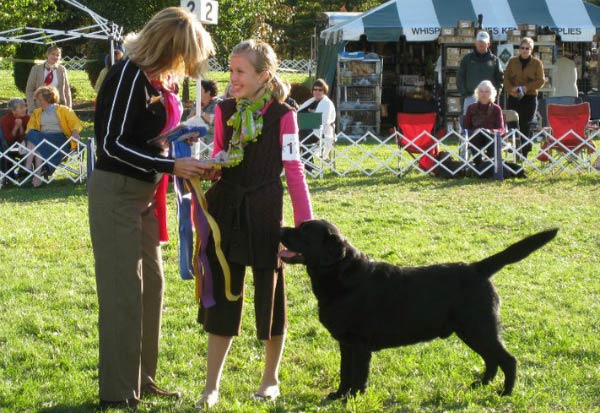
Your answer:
[319,233,346,267]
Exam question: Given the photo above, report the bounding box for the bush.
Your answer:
[13,44,44,93]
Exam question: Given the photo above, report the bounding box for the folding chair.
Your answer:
[536,102,596,170]
[502,109,521,162]
[396,112,438,174]
[297,112,326,174]
[537,96,582,127]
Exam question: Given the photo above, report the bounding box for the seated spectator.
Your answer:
[1,98,30,185]
[94,45,125,93]
[199,79,222,142]
[1,98,29,148]
[24,86,82,187]
[462,80,505,164]
[297,79,336,170]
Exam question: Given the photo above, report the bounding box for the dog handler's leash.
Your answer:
[186,177,241,306]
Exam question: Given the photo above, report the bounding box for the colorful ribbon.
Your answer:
[187,177,241,305]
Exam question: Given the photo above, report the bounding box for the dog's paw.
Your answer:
[326,388,351,400]
[326,391,344,400]
[498,387,513,397]
[470,380,483,389]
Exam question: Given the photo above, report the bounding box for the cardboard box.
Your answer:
[439,35,460,43]
[458,27,475,37]
[446,57,461,67]
[525,30,536,38]
[518,23,536,31]
[447,76,457,89]
[441,27,455,36]
[538,46,553,54]
[460,48,471,56]
[447,47,461,55]
[508,35,522,44]
[538,34,556,42]
[447,97,461,113]
[508,29,522,36]
[458,20,473,28]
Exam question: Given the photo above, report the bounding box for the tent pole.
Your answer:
[110,38,114,65]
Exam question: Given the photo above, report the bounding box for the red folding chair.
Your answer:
[396,112,438,172]
[537,103,596,167]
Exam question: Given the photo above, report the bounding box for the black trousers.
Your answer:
[507,95,537,156]
[469,132,494,164]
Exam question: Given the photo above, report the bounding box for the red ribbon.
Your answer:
[44,69,54,85]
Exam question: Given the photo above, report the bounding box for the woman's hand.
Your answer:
[173,157,217,180]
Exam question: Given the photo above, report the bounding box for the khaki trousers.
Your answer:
[88,169,164,401]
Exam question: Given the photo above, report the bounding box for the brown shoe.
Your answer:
[141,382,182,399]
[99,397,140,410]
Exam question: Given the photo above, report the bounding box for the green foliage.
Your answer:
[3,0,383,69]
[0,0,58,56]
[12,44,43,94]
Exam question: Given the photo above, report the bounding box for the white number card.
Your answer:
[282,133,300,161]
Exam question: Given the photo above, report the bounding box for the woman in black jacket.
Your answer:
[89,7,214,409]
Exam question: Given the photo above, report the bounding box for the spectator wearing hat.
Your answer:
[94,46,125,93]
[457,31,504,114]
[26,45,72,111]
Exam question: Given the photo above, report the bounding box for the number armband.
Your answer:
[282,133,300,161]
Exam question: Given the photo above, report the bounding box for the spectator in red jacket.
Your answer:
[1,98,29,148]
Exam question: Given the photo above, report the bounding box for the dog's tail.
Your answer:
[473,229,558,278]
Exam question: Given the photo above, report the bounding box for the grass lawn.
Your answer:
[0,172,599,413]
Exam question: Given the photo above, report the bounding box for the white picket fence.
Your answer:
[1,129,598,189]
[59,56,315,73]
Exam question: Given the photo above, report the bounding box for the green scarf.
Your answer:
[225,89,272,167]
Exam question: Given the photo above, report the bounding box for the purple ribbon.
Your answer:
[191,190,216,308]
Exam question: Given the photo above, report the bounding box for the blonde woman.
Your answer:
[88,7,214,409]
[25,45,72,110]
[504,37,545,156]
[195,39,313,409]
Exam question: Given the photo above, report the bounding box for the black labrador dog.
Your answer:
[280,220,557,398]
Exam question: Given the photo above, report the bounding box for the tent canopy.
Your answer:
[0,0,122,45]
[321,0,600,44]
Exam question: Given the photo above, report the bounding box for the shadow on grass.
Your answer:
[0,180,88,202]
[307,169,600,195]
[39,402,99,413]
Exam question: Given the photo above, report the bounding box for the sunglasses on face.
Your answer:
[520,46,531,50]
[313,88,324,92]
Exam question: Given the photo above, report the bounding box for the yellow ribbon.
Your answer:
[187,177,241,303]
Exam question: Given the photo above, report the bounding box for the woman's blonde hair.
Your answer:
[124,7,214,79]
[231,39,289,103]
[34,86,59,104]
[521,37,535,50]
[46,46,61,56]
[474,80,497,103]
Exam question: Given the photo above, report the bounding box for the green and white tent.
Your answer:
[318,0,600,85]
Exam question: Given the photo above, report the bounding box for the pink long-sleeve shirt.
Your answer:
[212,102,313,227]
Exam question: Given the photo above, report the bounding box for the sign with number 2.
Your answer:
[181,0,218,25]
